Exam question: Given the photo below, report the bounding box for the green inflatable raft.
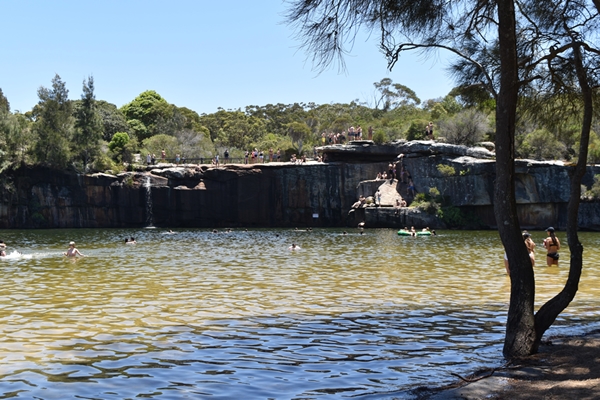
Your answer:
[397,230,431,236]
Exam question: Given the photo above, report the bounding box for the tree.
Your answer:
[372,78,420,111]
[96,100,130,141]
[73,76,103,170]
[32,74,74,168]
[0,93,33,168]
[286,0,599,358]
[108,132,137,163]
[120,90,173,140]
[0,88,9,113]
[286,121,311,154]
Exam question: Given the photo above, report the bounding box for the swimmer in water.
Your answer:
[288,243,301,250]
[64,241,85,257]
[125,237,136,244]
[0,241,6,257]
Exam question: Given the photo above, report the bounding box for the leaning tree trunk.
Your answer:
[532,43,590,351]
[495,0,538,358]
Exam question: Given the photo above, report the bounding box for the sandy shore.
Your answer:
[421,330,600,399]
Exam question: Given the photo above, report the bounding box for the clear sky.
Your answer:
[0,1,455,115]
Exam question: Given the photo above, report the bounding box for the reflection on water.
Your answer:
[0,228,599,399]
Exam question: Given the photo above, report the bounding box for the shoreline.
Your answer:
[421,329,600,399]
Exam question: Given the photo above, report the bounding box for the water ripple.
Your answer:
[0,228,599,398]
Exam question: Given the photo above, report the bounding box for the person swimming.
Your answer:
[289,243,301,250]
[125,237,136,244]
[0,240,6,257]
[64,241,85,257]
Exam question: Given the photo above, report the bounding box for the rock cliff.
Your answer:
[0,141,598,230]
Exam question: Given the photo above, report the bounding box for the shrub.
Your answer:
[582,175,600,200]
[406,120,428,141]
[437,164,456,176]
[373,130,387,144]
[440,108,489,146]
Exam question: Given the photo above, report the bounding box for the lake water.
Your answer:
[1,228,600,399]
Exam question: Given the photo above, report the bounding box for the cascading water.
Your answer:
[144,176,155,228]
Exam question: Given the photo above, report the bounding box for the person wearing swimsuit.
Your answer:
[64,241,86,257]
[543,227,560,266]
[523,231,536,267]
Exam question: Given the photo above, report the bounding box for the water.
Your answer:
[1,228,599,399]
[144,176,154,227]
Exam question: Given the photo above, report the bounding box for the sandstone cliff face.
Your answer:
[0,163,384,229]
[0,142,599,230]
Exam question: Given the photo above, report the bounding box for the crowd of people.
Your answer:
[320,125,375,145]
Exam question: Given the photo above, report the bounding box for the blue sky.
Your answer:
[0,1,454,115]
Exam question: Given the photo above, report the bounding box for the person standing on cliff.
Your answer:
[224,149,229,164]
[161,149,166,161]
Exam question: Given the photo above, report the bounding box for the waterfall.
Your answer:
[144,176,155,228]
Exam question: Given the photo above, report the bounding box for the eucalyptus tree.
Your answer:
[372,78,421,111]
[286,0,600,358]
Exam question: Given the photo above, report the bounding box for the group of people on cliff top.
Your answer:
[242,148,282,164]
[321,126,375,145]
[504,227,561,275]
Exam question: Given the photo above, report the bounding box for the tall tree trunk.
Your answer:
[532,43,590,350]
[495,0,537,358]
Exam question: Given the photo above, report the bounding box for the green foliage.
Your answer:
[120,90,173,140]
[108,132,130,153]
[31,74,74,168]
[286,121,311,154]
[519,128,567,160]
[108,132,137,163]
[0,109,33,169]
[96,100,130,141]
[0,88,9,113]
[174,130,215,159]
[440,108,490,146]
[406,120,428,141]
[582,175,600,200]
[429,187,440,197]
[410,188,442,215]
[577,130,600,165]
[437,164,456,176]
[90,152,118,173]
[141,134,179,160]
[373,78,420,111]
[73,76,103,170]
[372,130,386,144]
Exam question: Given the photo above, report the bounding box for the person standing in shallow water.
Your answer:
[64,241,85,257]
[543,227,560,266]
[523,231,536,267]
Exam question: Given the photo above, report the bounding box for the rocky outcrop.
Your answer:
[0,141,598,230]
